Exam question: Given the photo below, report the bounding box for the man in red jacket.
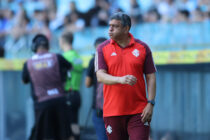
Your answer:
[95,12,157,140]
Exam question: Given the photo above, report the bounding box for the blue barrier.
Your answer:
[1,64,210,140]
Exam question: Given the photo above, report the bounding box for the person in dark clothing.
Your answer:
[85,37,107,140]
[59,32,83,140]
[22,34,72,140]
[0,46,5,58]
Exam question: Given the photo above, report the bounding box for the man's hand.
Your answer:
[141,103,154,123]
[119,75,137,85]
[96,70,137,85]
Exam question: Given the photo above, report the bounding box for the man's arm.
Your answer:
[140,43,157,123]
[141,73,156,123]
[22,62,30,84]
[57,54,72,82]
[85,58,94,87]
[96,69,137,85]
[57,54,72,70]
[95,41,136,85]
[85,77,92,87]
[146,73,156,101]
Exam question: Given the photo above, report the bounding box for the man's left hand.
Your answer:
[141,103,154,123]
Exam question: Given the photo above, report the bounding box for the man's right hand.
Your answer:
[96,70,137,85]
[119,75,137,85]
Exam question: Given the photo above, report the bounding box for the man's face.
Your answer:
[108,19,127,40]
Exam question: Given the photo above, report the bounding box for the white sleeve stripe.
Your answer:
[151,53,157,72]
[94,52,98,72]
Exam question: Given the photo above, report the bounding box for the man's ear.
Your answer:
[124,26,130,33]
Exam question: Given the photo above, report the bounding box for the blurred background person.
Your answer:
[0,8,14,46]
[173,9,190,23]
[191,7,205,22]
[157,0,178,23]
[129,0,143,24]
[59,32,83,140]
[0,45,5,58]
[64,11,85,33]
[4,3,31,53]
[31,9,51,38]
[62,1,86,32]
[176,0,197,13]
[85,37,107,140]
[144,8,161,23]
[22,34,72,140]
[84,0,110,27]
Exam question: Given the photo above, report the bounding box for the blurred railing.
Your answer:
[153,64,210,140]
[1,65,210,140]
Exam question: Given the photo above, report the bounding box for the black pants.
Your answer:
[66,90,81,123]
[66,91,81,140]
[29,97,71,140]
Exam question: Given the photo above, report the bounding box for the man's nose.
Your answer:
[109,27,113,31]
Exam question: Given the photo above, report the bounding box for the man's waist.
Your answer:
[34,96,66,110]
[64,84,80,91]
[64,88,80,93]
[37,93,66,102]
[103,102,147,117]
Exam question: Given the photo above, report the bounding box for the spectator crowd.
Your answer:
[0,0,210,57]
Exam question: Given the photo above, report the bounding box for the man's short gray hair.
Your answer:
[110,12,131,29]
